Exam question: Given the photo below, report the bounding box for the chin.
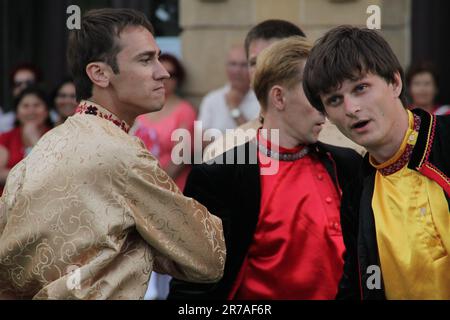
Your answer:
[144,102,164,113]
[154,104,164,111]
[306,135,319,145]
[354,136,375,148]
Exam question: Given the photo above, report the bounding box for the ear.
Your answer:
[392,71,403,99]
[85,62,112,89]
[269,85,286,111]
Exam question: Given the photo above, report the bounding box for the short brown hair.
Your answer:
[303,26,408,113]
[67,8,154,100]
[253,36,312,110]
[244,20,306,58]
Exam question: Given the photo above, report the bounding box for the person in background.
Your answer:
[0,107,15,134]
[0,63,42,133]
[198,44,259,134]
[406,61,450,115]
[10,63,41,98]
[0,86,53,194]
[51,78,78,125]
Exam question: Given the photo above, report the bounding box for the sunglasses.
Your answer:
[13,80,35,88]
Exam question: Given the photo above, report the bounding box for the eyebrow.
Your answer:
[134,50,160,60]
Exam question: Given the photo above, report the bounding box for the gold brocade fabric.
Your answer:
[0,101,226,300]
[371,111,450,299]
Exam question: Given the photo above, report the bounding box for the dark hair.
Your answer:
[244,19,306,58]
[9,63,42,86]
[406,61,439,88]
[159,53,186,87]
[303,26,408,113]
[67,8,155,101]
[13,86,53,128]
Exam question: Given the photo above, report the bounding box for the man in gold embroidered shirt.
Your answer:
[0,8,225,300]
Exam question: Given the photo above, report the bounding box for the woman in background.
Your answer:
[0,87,53,193]
[52,78,78,125]
[406,61,450,115]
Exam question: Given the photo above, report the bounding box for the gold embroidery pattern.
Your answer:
[0,110,225,299]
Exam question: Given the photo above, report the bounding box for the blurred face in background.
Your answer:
[55,82,77,120]
[161,60,178,98]
[226,46,250,92]
[409,71,437,109]
[13,69,36,97]
[248,38,278,81]
[16,94,49,127]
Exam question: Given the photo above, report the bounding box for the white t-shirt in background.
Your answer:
[198,84,260,133]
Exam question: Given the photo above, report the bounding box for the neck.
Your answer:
[368,108,410,164]
[262,113,304,149]
[88,93,135,126]
[164,94,180,108]
[230,84,250,95]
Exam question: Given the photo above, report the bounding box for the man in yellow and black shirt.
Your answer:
[303,26,450,300]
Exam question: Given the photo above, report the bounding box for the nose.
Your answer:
[343,96,361,117]
[156,60,170,80]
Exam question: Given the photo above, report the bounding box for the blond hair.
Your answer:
[253,36,312,110]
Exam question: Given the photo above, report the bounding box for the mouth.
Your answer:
[351,119,371,130]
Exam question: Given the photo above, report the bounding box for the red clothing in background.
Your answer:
[0,127,25,170]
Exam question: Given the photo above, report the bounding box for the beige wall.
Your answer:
[180,0,411,108]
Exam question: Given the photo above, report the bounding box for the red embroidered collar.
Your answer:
[257,128,309,161]
[371,113,421,176]
[75,101,130,133]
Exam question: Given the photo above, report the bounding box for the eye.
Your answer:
[327,96,342,107]
[354,84,368,93]
[141,58,151,64]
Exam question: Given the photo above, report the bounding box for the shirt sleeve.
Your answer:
[123,146,226,283]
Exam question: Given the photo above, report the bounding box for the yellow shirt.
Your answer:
[371,110,450,299]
